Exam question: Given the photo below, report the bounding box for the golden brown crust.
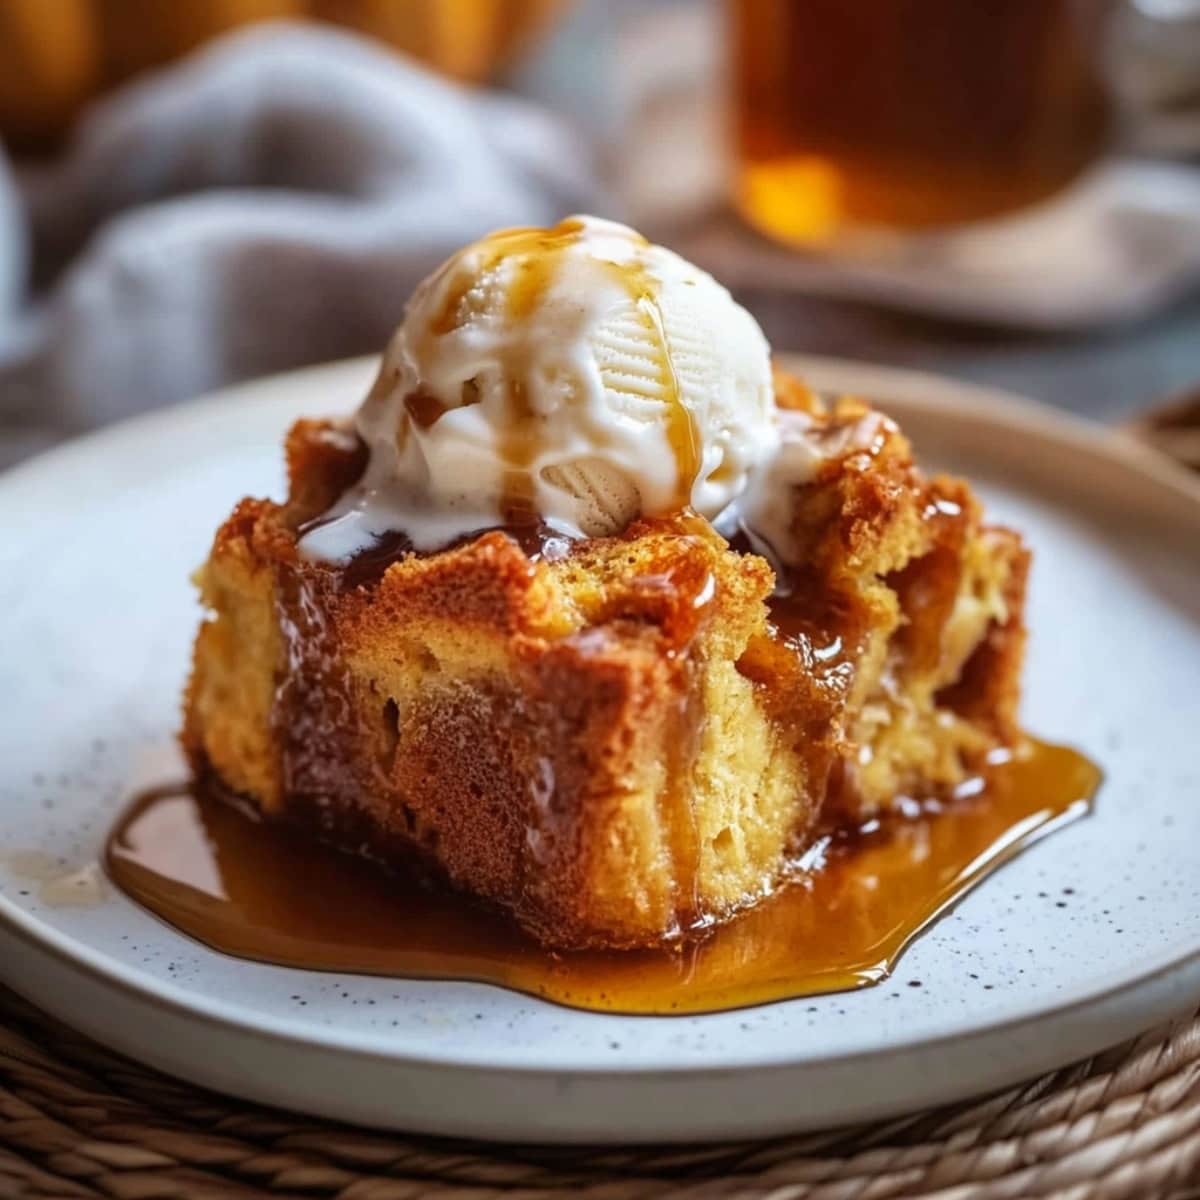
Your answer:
[183,369,1029,950]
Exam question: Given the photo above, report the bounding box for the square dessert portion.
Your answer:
[183,218,1027,951]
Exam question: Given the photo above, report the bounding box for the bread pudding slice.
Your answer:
[183,372,1027,950]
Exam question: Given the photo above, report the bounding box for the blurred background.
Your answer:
[0,0,1198,467]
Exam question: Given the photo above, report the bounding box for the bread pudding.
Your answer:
[183,217,1028,951]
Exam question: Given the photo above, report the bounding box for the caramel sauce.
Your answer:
[5,852,108,909]
[499,377,537,524]
[624,272,700,514]
[431,220,589,522]
[503,222,587,321]
[431,218,588,336]
[105,740,1098,1015]
[337,529,417,590]
[419,219,701,525]
[403,388,448,430]
[337,520,572,591]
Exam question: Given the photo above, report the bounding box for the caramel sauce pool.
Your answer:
[105,740,1099,1015]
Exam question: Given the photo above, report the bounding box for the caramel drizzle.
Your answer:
[419,219,703,524]
[430,219,587,336]
[426,220,587,523]
[404,387,448,430]
[607,260,701,513]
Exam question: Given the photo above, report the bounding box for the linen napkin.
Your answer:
[0,21,598,447]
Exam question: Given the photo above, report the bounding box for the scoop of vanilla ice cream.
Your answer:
[302,216,779,558]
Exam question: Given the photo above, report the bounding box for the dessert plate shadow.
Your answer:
[1,355,1198,1144]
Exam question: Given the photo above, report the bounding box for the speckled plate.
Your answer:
[1,355,1198,1144]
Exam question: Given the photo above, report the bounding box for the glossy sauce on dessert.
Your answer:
[424,218,701,522]
[105,739,1099,1016]
[608,256,700,511]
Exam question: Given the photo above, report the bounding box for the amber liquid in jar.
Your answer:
[730,0,1111,244]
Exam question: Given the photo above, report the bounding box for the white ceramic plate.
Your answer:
[1,355,1198,1144]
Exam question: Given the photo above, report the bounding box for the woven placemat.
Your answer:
[1,986,1198,1200]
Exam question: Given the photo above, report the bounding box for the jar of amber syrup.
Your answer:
[730,0,1113,245]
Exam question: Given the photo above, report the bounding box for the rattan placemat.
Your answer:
[1,985,1197,1200]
